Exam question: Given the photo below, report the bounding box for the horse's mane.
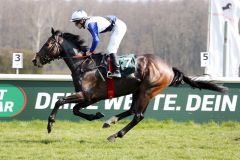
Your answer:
[62,32,88,53]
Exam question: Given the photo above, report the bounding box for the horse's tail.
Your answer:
[169,67,228,93]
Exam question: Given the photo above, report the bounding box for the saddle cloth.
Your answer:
[118,54,136,77]
[91,53,136,78]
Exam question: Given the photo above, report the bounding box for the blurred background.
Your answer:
[0,0,208,75]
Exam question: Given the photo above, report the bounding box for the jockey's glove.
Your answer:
[86,52,95,56]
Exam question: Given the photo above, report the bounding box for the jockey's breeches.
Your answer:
[107,19,127,54]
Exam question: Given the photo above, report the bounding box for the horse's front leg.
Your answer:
[47,98,65,133]
[47,92,85,133]
[73,102,104,121]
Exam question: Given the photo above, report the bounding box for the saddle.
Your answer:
[84,53,136,78]
[79,53,136,98]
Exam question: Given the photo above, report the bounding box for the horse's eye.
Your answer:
[46,43,51,48]
[49,41,55,47]
[50,41,56,45]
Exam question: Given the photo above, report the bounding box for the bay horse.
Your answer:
[32,28,227,142]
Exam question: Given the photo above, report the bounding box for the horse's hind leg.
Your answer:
[106,81,170,142]
[107,113,145,142]
[102,92,139,128]
[107,90,150,142]
[102,109,132,128]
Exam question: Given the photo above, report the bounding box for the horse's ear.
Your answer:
[51,27,55,35]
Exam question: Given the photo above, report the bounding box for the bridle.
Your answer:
[37,33,91,65]
[36,31,105,81]
[37,34,63,64]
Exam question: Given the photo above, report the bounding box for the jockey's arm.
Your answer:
[87,22,100,53]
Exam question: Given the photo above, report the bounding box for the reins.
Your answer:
[44,32,106,81]
[60,55,90,59]
[60,53,106,82]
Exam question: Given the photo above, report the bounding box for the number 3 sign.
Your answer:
[12,53,23,69]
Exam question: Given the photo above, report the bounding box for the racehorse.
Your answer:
[32,28,228,142]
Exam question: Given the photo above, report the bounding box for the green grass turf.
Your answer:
[0,120,240,160]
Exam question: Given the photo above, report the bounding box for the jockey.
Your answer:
[70,10,127,78]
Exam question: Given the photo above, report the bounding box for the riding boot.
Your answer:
[109,53,121,78]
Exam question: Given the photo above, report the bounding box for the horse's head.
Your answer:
[32,28,88,67]
[32,28,63,67]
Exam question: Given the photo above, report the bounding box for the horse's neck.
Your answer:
[61,41,83,73]
[63,56,80,73]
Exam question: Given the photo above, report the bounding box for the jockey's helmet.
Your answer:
[70,10,88,22]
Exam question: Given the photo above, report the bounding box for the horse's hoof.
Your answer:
[95,112,104,119]
[47,122,53,133]
[102,123,110,128]
[47,126,52,133]
[107,135,116,143]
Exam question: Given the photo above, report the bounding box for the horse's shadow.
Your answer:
[1,139,94,144]
[1,139,61,144]
[234,137,240,141]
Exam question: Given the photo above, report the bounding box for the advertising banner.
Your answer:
[0,80,239,122]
